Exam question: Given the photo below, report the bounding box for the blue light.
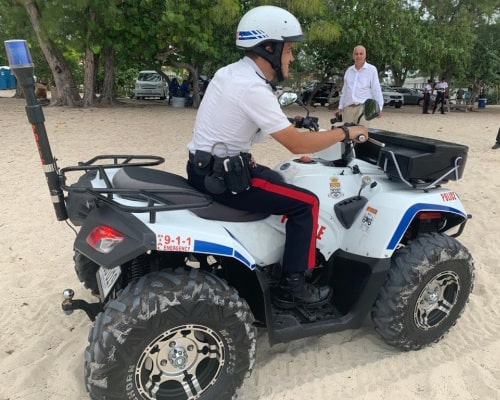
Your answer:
[4,40,33,68]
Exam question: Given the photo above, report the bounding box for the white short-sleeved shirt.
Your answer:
[435,81,448,92]
[187,57,291,157]
[339,62,384,111]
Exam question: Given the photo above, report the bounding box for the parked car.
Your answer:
[392,87,427,105]
[133,70,167,100]
[301,81,338,106]
[381,85,404,108]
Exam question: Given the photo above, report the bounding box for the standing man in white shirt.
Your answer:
[336,45,384,124]
[432,77,449,114]
[423,79,433,114]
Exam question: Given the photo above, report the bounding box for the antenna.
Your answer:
[4,40,68,220]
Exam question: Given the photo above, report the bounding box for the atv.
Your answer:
[6,40,474,400]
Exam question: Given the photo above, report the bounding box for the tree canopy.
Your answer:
[0,0,498,107]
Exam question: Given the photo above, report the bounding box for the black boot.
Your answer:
[273,273,332,309]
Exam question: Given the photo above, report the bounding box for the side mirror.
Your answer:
[364,99,380,121]
[278,92,298,107]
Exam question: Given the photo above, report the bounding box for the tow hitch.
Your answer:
[62,289,103,322]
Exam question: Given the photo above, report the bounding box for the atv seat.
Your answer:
[112,167,269,222]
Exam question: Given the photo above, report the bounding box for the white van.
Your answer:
[133,70,167,100]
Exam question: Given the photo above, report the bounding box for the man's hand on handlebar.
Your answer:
[345,125,368,143]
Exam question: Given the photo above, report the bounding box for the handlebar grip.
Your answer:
[357,135,385,147]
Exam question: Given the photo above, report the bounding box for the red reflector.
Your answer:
[86,226,124,254]
[417,212,442,220]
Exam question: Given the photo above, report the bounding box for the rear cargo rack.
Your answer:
[61,155,166,189]
[60,155,212,223]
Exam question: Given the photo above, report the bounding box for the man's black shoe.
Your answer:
[273,273,332,309]
[492,143,500,150]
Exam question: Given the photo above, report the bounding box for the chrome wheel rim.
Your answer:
[414,270,460,330]
[135,324,225,400]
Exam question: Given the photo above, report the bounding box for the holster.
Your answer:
[193,143,252,195]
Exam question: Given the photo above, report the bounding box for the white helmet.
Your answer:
[236,6,305,81]
[236,5,305,49]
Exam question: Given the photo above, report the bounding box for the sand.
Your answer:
[1,90,499,400]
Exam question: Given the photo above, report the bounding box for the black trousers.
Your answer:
[433,91,445,113]
[422,93,430,113]
[187,160,319,274]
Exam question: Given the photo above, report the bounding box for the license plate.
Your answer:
[98,266,121,299]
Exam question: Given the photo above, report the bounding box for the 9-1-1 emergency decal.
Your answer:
[157,234,193,251]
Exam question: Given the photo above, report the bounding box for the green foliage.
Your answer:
[1,0,498,101]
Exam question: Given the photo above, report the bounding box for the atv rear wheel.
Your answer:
[372,233,474,350]
[74,251,100,296]
[85,268,256,400]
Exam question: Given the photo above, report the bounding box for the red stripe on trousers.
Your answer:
[251,177,319,268]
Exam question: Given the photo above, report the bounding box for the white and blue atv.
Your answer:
[7,40,474,400]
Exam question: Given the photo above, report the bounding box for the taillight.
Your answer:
[416,212,442,220]
[86,225,124,254]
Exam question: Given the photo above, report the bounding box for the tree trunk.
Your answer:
[98,46,115,105]
[470,78,482,111]
[24,0,81,106]
[83,47,95,107]
[82,6,97,107]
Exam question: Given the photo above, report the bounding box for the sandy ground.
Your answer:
[0,89,499,400]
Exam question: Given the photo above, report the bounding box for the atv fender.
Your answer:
[75,204,156,268]
[341,189,468,258]
[75,204,258,270]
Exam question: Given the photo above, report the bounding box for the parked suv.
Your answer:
[381,85,404,108]
[133,70,167,100]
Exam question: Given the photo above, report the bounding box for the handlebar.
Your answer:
[357,135,385,147]
[288,115,320,131]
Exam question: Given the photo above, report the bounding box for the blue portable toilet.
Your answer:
[0,67,7,90]
[0,66,16,89]
[0,67,16,89]
[8,69,16,89]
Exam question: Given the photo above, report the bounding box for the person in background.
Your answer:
[186,5,368,310]
[180,79,193,106]
[432,77,448,114]
[180,79,190,97]
[422,79,433,114]
[168,78,180,104]
[336,45,384,124]
[492,127,500,150]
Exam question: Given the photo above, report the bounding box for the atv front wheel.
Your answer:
[85,268,256,400]
[372,233,474,350]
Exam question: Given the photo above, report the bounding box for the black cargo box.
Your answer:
[356,129,468,184]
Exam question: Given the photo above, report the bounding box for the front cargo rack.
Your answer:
[356,130,468,189]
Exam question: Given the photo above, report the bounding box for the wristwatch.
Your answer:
[341,125,350,143]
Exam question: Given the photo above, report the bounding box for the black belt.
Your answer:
[189,150,251,161]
